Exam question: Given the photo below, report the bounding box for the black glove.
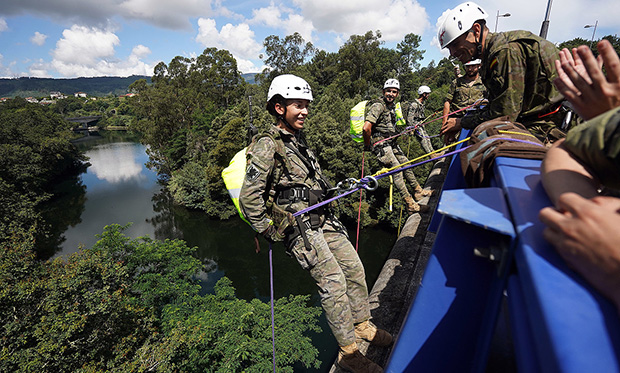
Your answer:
[364,143,372,152]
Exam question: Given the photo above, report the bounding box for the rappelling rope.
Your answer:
[355,151,366,252]
[292,136,544,218]
[373,99,485,146]
[269,244,276,373]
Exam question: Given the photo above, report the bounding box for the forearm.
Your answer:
[541,139,599,207]
[442,101,451,124]
[363,121,373,146]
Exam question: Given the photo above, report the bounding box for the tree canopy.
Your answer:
[128,31,449,229]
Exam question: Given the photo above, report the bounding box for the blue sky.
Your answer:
[0,0,618,78]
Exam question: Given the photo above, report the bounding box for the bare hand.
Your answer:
[539,194,620,311]
[441,117,460,143]
[553,39,620,120]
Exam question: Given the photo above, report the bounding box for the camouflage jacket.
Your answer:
[461,30,561,130]
[446,75,486,116]
[366,98,397,138]
[564,107,620,189]
[238,125,327,234]
[407,99,426,126]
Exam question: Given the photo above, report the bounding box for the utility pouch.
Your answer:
[308,190,324,229]
[288,219,319,270]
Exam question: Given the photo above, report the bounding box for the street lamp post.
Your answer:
[584,21,599,48]
[495,11,511,33]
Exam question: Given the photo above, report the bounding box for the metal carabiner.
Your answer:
[360,176,378,191]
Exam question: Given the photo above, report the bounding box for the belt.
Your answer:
[276,186,309,204]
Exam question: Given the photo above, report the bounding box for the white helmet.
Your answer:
[438,2,489,49]
[418,85,431,95]
[267,74,313,102]
[383,78,400,90]
[464,59,482,66]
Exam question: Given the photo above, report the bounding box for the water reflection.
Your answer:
[87,143,146,184]
[56,135,161,257]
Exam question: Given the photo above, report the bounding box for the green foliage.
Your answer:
[126,30,457,227]
[0,98,86,248]
[263,32,316,79]
[0,225,321,372]
[129,48,245,176]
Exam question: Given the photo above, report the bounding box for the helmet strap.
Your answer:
[276,105,298,133]
[473,23,484,60]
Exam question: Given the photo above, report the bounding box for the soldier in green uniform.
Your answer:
[362,79,431,214]
[238,74,391,373]
[442,59,487,143]
[407,85,435,154]
[438,1,564,144]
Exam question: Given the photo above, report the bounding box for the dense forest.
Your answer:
[128,32,453,229]
[2,31,619,371]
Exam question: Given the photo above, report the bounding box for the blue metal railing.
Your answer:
[386,131,620,372]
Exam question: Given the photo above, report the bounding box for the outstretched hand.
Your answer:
[539,194,620,312]
[440,117,460,144]
[553,39,620,121]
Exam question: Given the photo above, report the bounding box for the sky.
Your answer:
[0,0,618,79]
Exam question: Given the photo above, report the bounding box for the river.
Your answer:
[51,131,397,371]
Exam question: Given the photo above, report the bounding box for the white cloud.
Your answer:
[1,0,216,30]
[0,18,7,32]
[28,59,52,77]
[119,0,214,29]
[196,18,263,68]
[51,25,154,77]
[292,0,429,41]
[251,4,282,29]
[30,31,48,46]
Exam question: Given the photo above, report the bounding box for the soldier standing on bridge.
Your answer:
[442,59,486,143]
[438,1,564,144]
[238,74,392,373]
[406,85,435,154]
[363,79,432,215]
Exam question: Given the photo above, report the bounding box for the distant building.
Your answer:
[26,97,39,103]
[50,91,66,99]
[74,92,87,98]
[121,93,137,98]
[39,99,55,105]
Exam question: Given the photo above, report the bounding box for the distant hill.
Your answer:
[0,73,259,99]
[241,73,258,84]
[0,76,151,98]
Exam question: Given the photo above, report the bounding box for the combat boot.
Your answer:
[355,320,392,347]
[337,342,383,373]
[404,195,429,214]
[413,184,433,201]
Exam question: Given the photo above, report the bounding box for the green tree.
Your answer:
[0,98,86,250]
[337,31,384,94]
[129,48,245,176]
[0,225,321,372]
[396,33,425,77]
[263,32,316,78]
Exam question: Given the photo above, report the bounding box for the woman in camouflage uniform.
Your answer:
[239,74,391,373]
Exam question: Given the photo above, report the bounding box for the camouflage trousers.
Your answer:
[288,217,370,346]
[414,126,435,154]
[372,140,420,200]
